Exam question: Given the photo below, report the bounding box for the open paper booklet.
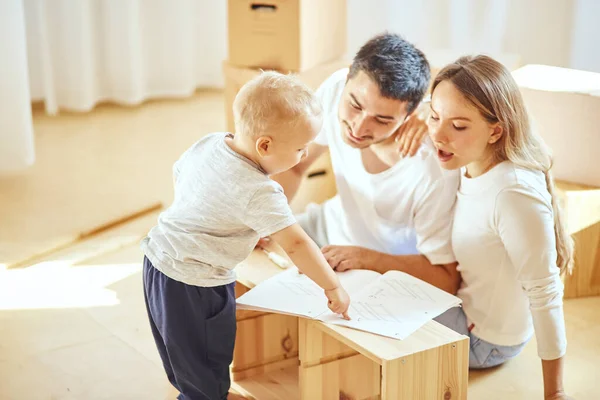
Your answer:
[236,267,462,340]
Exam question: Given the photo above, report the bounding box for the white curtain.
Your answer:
[347,0,600,73]
[2,0,599,171]
[24,0,227,114]
[0,1,35,172]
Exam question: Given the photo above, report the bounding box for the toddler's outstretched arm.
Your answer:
[271,224,351,319]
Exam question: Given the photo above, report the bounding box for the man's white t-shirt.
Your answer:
[314,69,459,265]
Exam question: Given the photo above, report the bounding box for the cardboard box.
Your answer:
[228,0,347,71]
[290,151,337,214]
[513,65,600,187]
[223,58,350,133]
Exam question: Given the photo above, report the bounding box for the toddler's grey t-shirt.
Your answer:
[141,132,296,287]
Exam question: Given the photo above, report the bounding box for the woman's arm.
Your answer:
[495,186,570,397]
[542,357,571,399]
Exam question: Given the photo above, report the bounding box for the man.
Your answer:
[270,33,461,294]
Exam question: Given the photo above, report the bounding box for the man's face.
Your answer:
[338,70,411,149]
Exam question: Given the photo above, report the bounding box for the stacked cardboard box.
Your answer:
[513,65,600,298]
[224,0,348,211]
[224,0,348,132]
[228,0,347,72]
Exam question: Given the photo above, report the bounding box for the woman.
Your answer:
[429,55,573,400]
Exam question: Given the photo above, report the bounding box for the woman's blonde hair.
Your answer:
[433,55,574,275]
[233,71,322,138]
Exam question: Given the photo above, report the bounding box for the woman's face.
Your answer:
[427,80,502,176]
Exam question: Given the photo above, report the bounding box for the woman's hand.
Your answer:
[395,113,429,157]
[542,358,570,400]
[545,390,573,400]
[371,113,429,167]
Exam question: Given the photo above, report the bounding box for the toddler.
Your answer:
[141,71,351,400]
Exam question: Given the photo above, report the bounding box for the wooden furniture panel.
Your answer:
[232,313,299,380]
[382,339,469,400]
[556,180,600,298]
[300,354,380,400]
[233,250,470,399]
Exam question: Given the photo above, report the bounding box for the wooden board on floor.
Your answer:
[6,208,162,270]
[4,202,162,269]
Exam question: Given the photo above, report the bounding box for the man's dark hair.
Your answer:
[348,33,430,114]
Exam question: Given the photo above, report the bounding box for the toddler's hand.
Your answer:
[255,236,271,249]
[324,287,351,320]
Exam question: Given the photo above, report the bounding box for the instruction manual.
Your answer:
[236,267,462,339]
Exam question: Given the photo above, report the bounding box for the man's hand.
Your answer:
[394,113,429,157]
[321,245,378,272]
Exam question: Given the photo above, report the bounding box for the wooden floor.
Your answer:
[0,91,598,399]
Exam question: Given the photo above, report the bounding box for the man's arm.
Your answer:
[372,253,460,294]
[271,142,328,202]
[322,165,460,294]
[321,245,460,294]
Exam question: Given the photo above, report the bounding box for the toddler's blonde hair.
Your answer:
[233,71,323,139]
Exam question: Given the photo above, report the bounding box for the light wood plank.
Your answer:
[382,337,469,400]
[232,357,299,381]
[300,354,380,400]
[232,314,299,376]
[556,180,600,298]
[313,318,466,364]
[299,318,358,367]
[556,180,600,235]
[231,365,300,400]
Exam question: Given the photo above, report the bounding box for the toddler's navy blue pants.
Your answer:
[142,256,236,400]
